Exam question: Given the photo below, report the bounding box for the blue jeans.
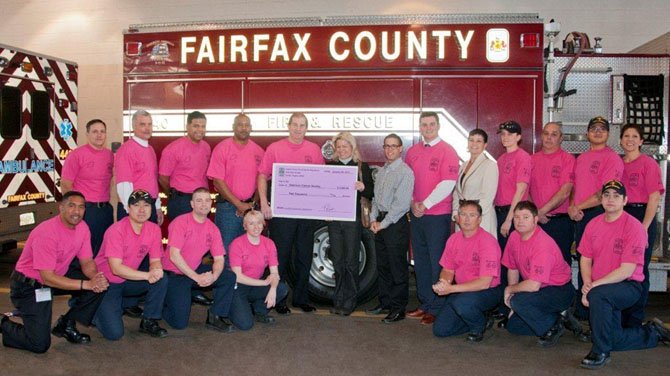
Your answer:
[162,266,236,330]
[433,285,502,337]
[229,282,289,330]
[167,192,192,221]
[588,281,657,354]
[622,206,657,327]
[410,213,450,314]
[539,215,574,265]
[84,202,114,257]
[93,277,168,340]
[507,283,575,336]
[215,201,245,253]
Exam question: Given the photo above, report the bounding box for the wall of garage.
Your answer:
[2,0,670,145]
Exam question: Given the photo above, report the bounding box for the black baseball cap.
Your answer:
[128,189,154,206]
[588,116,610,131]
[601,180,626,196]
[497,120,522,134]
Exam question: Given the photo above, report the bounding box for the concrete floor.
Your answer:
[1,253,669,376]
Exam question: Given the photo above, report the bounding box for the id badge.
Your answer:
[35,288,52,302]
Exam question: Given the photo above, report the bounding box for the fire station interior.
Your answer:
[2,2,670,375]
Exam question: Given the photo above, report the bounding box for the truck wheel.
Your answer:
[306,224,378,305]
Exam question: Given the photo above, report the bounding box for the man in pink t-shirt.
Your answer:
[93,190,169,340]
[404,112,460,324]
[502,201,576,347]
[208,113,265,251]
[114,109,163,225]
[577,180,668,369]
[1,192,109,353]
[431,201,502,342]
[61,119,114,256]
[568,116,624,320]
[257,112,325,315]
[161,188,237,332]
[529,122,575,264]
[159,111,211,221]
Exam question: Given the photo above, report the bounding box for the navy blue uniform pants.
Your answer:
[433,285,502,337]
[410,213,450,314]
[507,283,575,336]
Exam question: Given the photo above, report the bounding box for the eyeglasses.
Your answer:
[382,144,401,149]
[588,126,608,133]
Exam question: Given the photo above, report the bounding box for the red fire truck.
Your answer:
[122,14,669,302]
[0,44,78,251]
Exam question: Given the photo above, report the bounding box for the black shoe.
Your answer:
[490,308,505,321]
[51,316,91,344]
[254,313,277,325]
[123,305,144,319]
[191,292,214,306]
[538,323,565,347]
[139,318,168,338]
[497,317,508,329]
[275,304,291,315]
[485,314,495,331]
[365,305,390,315]
[382,311,405,324]
[205,309,235,333]
[1,313,9,334]
[560,308,583,335]
[580,351,611,369]
[648,318,670,344]
[578,329,592,343]
[466,332,484,342]
[293,304,316,313]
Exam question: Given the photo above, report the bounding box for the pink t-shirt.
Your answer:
[621,154,665,204]
[61,144,114,202]
[228,235,279,279]
[573,147,623,206]
[439,228,501,287]
[578,211,646,282]
[95,217,163,284]
[15,216,92,283]
[530,149,575,215]
[163,213,225,274]
[501,227,572,287]
[405,141,460,215]
[495,148,531,206]
[207,138,264,201]
[114,138,159,198]
[158,136,211,193]
[258,138,324,178]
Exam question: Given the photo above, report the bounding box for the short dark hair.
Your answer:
[384,133,403,146]
[458,200,482,216]
[62,191,85,202]
[513,200,538,216]
[86,119,106,132]
[468,129,488,144]
[620,123,644,139]
[419,111,439,124]
[187,111,207,124]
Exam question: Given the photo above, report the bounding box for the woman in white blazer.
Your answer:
[452,129,498,237]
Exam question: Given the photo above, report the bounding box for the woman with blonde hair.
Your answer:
[327,132,374,315]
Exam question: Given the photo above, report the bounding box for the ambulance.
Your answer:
[122,14,669,302]
[0,44,78,251]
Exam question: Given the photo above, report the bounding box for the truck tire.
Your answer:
[297,224,378,305]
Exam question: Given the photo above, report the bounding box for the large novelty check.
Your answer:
[271,163,358,221]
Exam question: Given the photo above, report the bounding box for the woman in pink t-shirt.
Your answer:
[619,123,664,325]
[228,211,288,330]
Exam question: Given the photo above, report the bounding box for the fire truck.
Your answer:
[122,14,669,303]
[0,44,78,251]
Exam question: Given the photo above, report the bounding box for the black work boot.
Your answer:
[51,315,91,344]
[139,318,168,338]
